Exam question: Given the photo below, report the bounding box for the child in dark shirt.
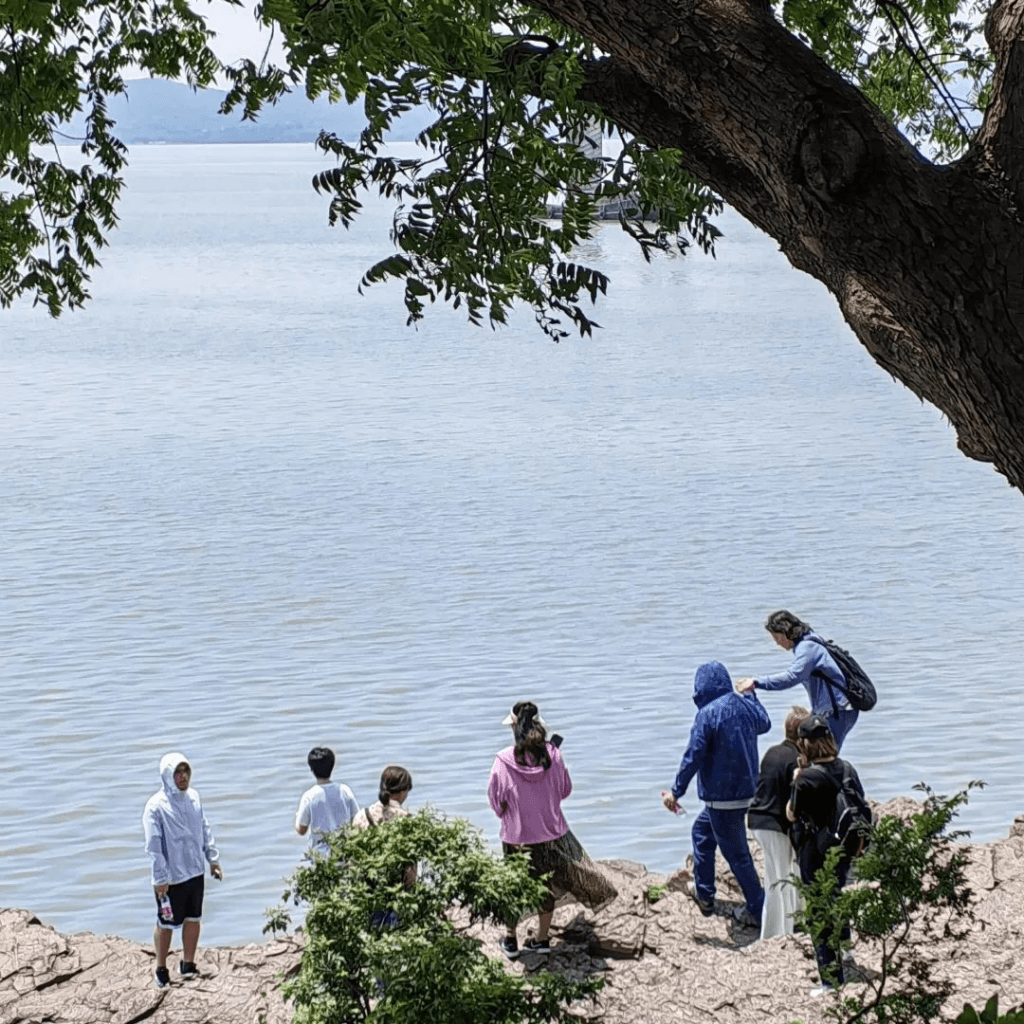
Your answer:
[787,715,866,995]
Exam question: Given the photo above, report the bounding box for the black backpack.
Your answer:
[806,761,873,858]
[808,635,877,712]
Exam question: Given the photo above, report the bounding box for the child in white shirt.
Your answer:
[295,746,360,854]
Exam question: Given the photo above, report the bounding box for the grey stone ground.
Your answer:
[4,800,1024,1023]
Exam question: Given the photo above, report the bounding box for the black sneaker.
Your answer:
[523,937,551,955]
[497,936,519,960]
[693,895,715,916]
[154,966,171,989]
[178,961,200,978]
[686,883,715,917]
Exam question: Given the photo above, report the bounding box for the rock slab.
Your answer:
[0,909,300,1024]
[4,800,1024,1023]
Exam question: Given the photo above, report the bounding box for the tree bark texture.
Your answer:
[529,0,1024,491]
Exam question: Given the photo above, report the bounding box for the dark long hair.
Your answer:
[765,609,812,644]
[379,765,413,806]
[512,701,551,770]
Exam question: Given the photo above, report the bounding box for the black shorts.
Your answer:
[155,874,204,929]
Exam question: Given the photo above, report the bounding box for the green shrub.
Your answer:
[956,996,1024,1023]
[266,808,602,1023]
[647,883,668,903]
[795,782,981,1022]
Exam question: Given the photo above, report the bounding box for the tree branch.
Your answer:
[876,0,973,146]
[974,0,1024,206]
[534,0,1024,487]
[535,1,929,279]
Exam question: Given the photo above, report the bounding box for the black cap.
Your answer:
[797,714,833,740]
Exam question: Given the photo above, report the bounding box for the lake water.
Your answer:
[3,143,1023,947]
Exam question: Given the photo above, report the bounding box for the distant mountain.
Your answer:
[65,78,433,144]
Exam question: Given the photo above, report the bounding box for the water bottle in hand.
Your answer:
[661,790,685,816]
[158,894,173,922]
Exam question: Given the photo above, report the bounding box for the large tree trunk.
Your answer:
[529,0,1024,491]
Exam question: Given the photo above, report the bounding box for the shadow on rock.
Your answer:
[8,800,1024,1024]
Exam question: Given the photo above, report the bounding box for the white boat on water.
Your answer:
[545,122,652,220]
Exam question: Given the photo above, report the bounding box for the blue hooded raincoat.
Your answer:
[672,661,772,807]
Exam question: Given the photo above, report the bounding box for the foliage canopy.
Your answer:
[0,0,226,315]
[0,0,996,333]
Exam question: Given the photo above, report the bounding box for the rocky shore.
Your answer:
[4,799,1024,1024]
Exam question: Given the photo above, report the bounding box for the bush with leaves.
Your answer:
[956,996,1024,1024]
[795,782,981,1023]
[264,807,601,1024]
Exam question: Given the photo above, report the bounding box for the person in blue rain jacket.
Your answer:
[663,660,771,928]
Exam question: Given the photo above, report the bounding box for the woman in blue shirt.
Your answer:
[735,610,859,750]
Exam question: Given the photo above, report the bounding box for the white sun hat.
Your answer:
[501,704,547,729]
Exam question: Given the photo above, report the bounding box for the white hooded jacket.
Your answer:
[142,752,220,886]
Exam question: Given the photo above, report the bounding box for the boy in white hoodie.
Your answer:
[142,752,223,988]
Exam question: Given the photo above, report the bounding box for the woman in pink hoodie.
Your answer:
[488,701,617,959]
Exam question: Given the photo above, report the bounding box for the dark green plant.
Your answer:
[222,0,724,340]
[265,807,601,1024]
[263,902,291,938]
[796,782,982,1023]
[957,996,1024,1024]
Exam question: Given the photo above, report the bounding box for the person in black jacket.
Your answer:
[747,705,809,940]
[787,715,866,995]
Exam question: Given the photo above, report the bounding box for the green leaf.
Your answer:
[276,809,602,1024]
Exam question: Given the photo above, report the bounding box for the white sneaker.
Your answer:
[809,985,835,998]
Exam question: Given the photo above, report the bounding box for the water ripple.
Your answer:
[2,144,1023,946]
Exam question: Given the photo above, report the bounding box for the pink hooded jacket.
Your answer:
[488,742,571,845]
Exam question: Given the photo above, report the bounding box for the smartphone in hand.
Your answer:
[550,733,564,748]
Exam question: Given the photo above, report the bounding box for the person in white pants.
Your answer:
[746,706,809,940]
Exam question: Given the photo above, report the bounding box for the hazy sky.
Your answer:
[126,0,285,78]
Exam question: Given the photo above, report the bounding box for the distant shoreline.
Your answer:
[63,77,434,148]
[127,137,419,145]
